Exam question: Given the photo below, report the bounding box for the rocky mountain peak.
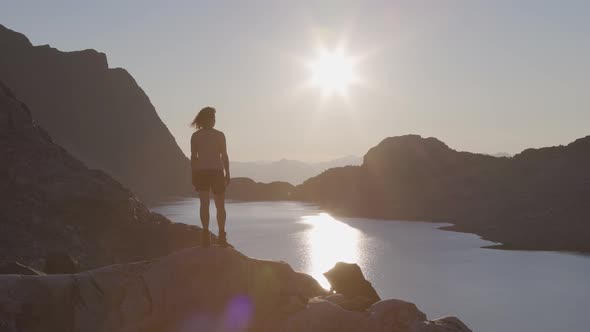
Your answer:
[362,134,458,177]
[0,25,191,201]
[0,24,32,49]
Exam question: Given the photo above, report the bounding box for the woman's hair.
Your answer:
[191,107,216,129]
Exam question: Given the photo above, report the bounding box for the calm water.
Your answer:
[153,199,590,332]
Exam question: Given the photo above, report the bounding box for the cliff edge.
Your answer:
[0,81,206,270]
[0,24,192,201]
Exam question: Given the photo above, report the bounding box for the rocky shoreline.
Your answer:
[295,135,590,253]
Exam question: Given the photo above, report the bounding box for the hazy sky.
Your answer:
[2,0,589,161]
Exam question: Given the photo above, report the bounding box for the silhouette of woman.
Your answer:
[190,107,230,246]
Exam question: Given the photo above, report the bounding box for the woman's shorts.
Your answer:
[192,169,226,194]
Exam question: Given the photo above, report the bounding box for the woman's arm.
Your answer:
[190,133,199,188]
[221,133,230,185]
[190,133,198,169]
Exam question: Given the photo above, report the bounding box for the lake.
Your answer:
[153,199,590,332]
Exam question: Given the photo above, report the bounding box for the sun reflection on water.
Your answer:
[300,213,360,289]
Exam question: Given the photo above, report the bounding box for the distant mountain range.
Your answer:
[231,156,361,184]
[295,134,590,252]
[0,24,192,201]
[490,152,512,158]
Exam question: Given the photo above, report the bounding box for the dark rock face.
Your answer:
[0,262,44,275]
[296,134,590,252]
[43,252,79,274]
[0,82,204,270]
[0,24,192,201]
[227,177,295,201]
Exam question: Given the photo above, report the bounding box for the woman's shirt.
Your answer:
[191,128,226,171]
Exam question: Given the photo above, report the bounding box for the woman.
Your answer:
[190,107,230,247]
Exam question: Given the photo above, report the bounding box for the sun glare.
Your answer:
[308,48,358,97]
[301,213,360,289]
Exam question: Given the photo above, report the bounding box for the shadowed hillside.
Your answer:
[0,82,206,270]
[227,177,295,201]
[0,24,192,201]
[296,134,590,252]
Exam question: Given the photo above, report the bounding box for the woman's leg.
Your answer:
[199,191,210,230]
[213,192,226,235]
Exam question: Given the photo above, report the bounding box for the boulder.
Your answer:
[323,262,380,308]
[285,262,472,331]
[280,298,471,332]
[323,293,375,312]
[280,298,368,332]
[422,317,473,332]
[367,299,427,331]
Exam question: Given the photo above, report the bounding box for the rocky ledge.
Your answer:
[0,247,470,332]
[0,81,209,271]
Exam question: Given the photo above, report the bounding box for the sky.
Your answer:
[2,0,589,162]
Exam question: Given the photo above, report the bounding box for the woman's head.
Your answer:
[191,107,216,129]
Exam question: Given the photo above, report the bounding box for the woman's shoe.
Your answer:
[201,229,211,247]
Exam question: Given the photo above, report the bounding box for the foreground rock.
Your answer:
[284,298,471,332]
[0,247,470,332]
[0,82,207,270]
[323,262,380,311]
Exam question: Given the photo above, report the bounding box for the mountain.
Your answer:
[0,81,208,270]
[226,177,295,201]
[0,24,192,201]
[296,134,590,252]
[232,156,361,184]
[490,152,512,158]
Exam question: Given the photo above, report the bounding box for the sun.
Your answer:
[308,48,358,97]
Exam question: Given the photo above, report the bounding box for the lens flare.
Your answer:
[308,48,359,97]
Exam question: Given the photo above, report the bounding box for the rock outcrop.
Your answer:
[283,298,471,332]
[0,81,207,270]
[296,134,590,252]
[0,247,470,332]
[0,24,192,201]
[323,262,381,311]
